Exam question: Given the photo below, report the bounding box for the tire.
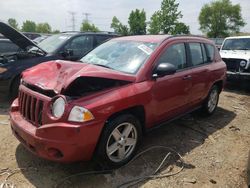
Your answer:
[10,77,20,101]
[201,85,220,116]
[95,114,142,168]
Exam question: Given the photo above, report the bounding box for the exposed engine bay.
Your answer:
[63,77,131,98]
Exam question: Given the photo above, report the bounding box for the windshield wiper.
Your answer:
[93,63,114,70]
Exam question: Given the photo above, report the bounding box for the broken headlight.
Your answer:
[52,97,65,118]
[68,106,94,122]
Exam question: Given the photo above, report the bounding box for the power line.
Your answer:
[68,11,76,31]
[82,12,91,23]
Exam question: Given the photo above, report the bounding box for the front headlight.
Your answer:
[240,60,247,67]
[68,106,94,122]
[52,97,65,118]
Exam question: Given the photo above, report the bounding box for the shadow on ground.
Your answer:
[225,81,250,95]
[15,106,236,188]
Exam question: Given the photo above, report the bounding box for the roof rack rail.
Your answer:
[173,34,208,39]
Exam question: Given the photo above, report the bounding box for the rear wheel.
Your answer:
[202,85,220,115]
[95,114,142,168]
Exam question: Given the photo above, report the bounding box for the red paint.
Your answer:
[10,35,226,162]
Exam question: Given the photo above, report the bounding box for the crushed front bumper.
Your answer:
[10,99,104,163]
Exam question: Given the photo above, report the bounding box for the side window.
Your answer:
[0,41,19,53]
[201,44,208,63]
[158,43,187,70]
[64,35,93,58]
[189,43,203,66]
[205,44,215,62]
[96,35,110,45]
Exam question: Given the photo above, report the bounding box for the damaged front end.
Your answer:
[63,76,131,98]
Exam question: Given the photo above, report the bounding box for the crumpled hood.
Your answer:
[0,21,46,54]
[22,60,136,94]
[220,50,250,60]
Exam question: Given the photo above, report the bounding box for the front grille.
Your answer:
[222,58,244,72]
[19,90,44,127]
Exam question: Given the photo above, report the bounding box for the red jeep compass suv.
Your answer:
[10,35,226,166]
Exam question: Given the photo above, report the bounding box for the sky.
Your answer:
[0,0,249,34]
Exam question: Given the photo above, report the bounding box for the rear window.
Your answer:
[96,35,111,45]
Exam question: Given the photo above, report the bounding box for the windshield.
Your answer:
[37,34,71,53]
[222,38,250,50]
[80,40,158,74]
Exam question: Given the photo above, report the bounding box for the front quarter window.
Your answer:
[80,40,157,74]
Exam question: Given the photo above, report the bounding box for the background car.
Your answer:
[210,38,224,50]
[220,36,250,82]
[0,22,117,99]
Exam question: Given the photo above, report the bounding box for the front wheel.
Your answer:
[95,114,142,168]
[201,85,220,115]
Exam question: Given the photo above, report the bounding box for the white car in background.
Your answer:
[220,36,250,81]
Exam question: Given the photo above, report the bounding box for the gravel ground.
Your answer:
[0,83,249,188]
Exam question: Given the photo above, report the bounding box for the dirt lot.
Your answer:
[0,84,250,188]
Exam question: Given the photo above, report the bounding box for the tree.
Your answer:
[172,22,190,35]
[199,0,246,38]
[80,21,99,32]
[160,0,182,34]
[36,23,52,33]
[8,18,18,30]
[148,11,161,34]
[111,16,129,36]
[22,20,36,32]
[148,0,185,34]
[128,9,146,35]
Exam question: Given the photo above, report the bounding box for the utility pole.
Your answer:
[82,12,91,23]
[68,11,76,31]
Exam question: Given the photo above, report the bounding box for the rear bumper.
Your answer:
[226,71,250,81]
[10,99,104,163]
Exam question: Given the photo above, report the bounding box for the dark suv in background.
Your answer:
[0,22,117,99]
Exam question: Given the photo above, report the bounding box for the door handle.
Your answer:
[183,75,192,80]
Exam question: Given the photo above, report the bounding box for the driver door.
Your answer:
[151,42,193,124]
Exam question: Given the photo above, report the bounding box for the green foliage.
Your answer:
[160,0,182,34]
[172,22,190,35]
[80,21,100,32]
[199,0,246,38]
[111,16,129,36]
[148,0,187,34]
[36,23,52,33]
[128,9,146,35]
[21,20,36,32]
[148,11,161,34]
[8,18,18,30]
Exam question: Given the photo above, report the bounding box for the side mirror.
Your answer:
[60,49,74,58]
[153,63,177,78]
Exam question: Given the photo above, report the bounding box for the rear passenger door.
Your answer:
[188,42,212,106]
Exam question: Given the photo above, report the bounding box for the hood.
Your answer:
[220,50,250,60]
[22,60,136,94]
[0,22,46,54]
